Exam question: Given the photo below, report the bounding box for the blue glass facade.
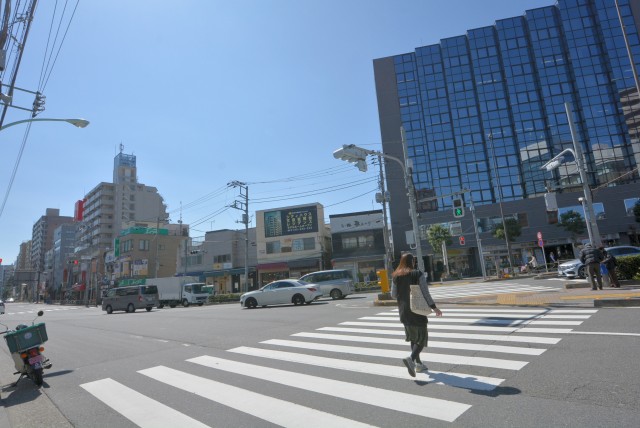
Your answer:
[374,0,640,275]
[391,0,640,212]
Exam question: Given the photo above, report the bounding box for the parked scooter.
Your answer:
[1,310,52,387]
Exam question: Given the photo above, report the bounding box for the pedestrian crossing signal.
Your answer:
[453,198,465,218]
[459,236,465,245]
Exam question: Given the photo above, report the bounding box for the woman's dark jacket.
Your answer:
[393,269,434,326]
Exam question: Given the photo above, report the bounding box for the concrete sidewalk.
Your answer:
[375,276,640,308]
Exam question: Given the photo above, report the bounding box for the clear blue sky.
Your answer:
[0,0,551,264]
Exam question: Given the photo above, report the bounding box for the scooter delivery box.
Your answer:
[4,323,48,353]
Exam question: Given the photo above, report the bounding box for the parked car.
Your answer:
[558,246,640,278]
[0,300,4,314]
[7,297,14,302]
[299,269,356,300]
[240,279,322,309]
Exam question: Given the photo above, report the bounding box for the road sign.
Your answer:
[537,231,542,240]
[538,239,544,247]
[459,236,465,246]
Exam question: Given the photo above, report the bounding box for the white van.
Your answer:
[102,285,159,314]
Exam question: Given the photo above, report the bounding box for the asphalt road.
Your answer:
[1,284,639,428]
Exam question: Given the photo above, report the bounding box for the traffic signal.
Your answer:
[459,236,465,246]
[73,260,79,265]
[453,198,465,218]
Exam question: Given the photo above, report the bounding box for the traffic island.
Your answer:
[374,292,397,307]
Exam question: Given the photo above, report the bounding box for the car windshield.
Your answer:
[191,283,206,293]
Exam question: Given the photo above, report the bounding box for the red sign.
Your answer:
[459,236,465,246]
[537,231,542,240]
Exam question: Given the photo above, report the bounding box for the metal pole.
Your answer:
[615,0,640,100]
[565,102,602,246]
[244,186,249,293]
[377,155,393,278]
[488,132,515,275]
[468,195,487,280]
[400,127,425,273]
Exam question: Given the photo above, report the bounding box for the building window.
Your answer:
[213,254,231,263]
[139,239,149,251]
[292,238,315,251]
[122,239,133,253]
[624,198,639,216]
[266,241,281,254]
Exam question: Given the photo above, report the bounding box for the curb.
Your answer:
[594,298,640,307]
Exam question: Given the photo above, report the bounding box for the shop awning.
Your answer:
[256,262,289,271]
[203,267,255,277]
[287,259,319,269]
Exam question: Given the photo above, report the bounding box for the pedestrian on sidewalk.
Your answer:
[602,248,620,288]
[391,253,442,377]
[580,243,604,290]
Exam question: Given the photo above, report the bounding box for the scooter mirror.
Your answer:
[37,310,44,316]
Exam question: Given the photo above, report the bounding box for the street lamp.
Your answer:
[333,127,425,272]
[0,117,89,132]
[541,102,602,247]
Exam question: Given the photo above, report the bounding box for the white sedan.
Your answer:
[240,280,323,309]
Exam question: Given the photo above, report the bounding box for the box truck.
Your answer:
[146,276,210,308]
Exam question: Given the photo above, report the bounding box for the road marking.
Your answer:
[261,339,528,370]
[292,332,546,356]
[340,321,575,334]
[359,316,583,326]
[187,356,472,423]
[387,308,598,314]
[568,331,640,337]
[317,326,562,344]
[375,311,591,319]
[140,366,376,428]
[80,378,209,428]
[227,346,504,391]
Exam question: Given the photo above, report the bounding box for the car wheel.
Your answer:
[292,294,305,305]
[146,307,152,312]
[245,297,257,309]
[330,289,342,300]
[127,303,135,313]
[578,266,586,279]
[169,304,176,308]
[106,305,113,314]
[158,303,164,309]
[182,299,190,307]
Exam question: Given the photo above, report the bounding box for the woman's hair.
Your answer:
[392,253,415,278]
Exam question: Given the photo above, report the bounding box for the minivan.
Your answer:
[102,285,159,314]
[299,269,355,299]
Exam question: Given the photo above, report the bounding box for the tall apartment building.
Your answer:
[374,0,640,276]
[30,208,73,273]
[73,147,169,293]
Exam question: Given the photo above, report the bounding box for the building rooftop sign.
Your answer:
[120,227,168,236]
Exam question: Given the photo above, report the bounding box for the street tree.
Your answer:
[427,224,452,279]
[557,210,586,254]
[633,200,640,223]
[493,217,521,242]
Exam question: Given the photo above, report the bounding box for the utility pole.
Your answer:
[376,155,393,278]
[229,181,249,293]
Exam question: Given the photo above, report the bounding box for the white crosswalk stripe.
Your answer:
[80,306,598,426]
[430,282,558,299]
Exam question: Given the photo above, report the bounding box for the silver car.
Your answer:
[240,280,322,309]
[299,269,356,300]
[558,245,640,278]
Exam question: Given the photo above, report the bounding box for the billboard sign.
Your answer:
[264,205,319,237]
[330,211,383,233]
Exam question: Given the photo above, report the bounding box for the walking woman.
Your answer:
[391,253,442,377]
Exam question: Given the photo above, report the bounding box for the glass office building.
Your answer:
[374,0,640,276]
